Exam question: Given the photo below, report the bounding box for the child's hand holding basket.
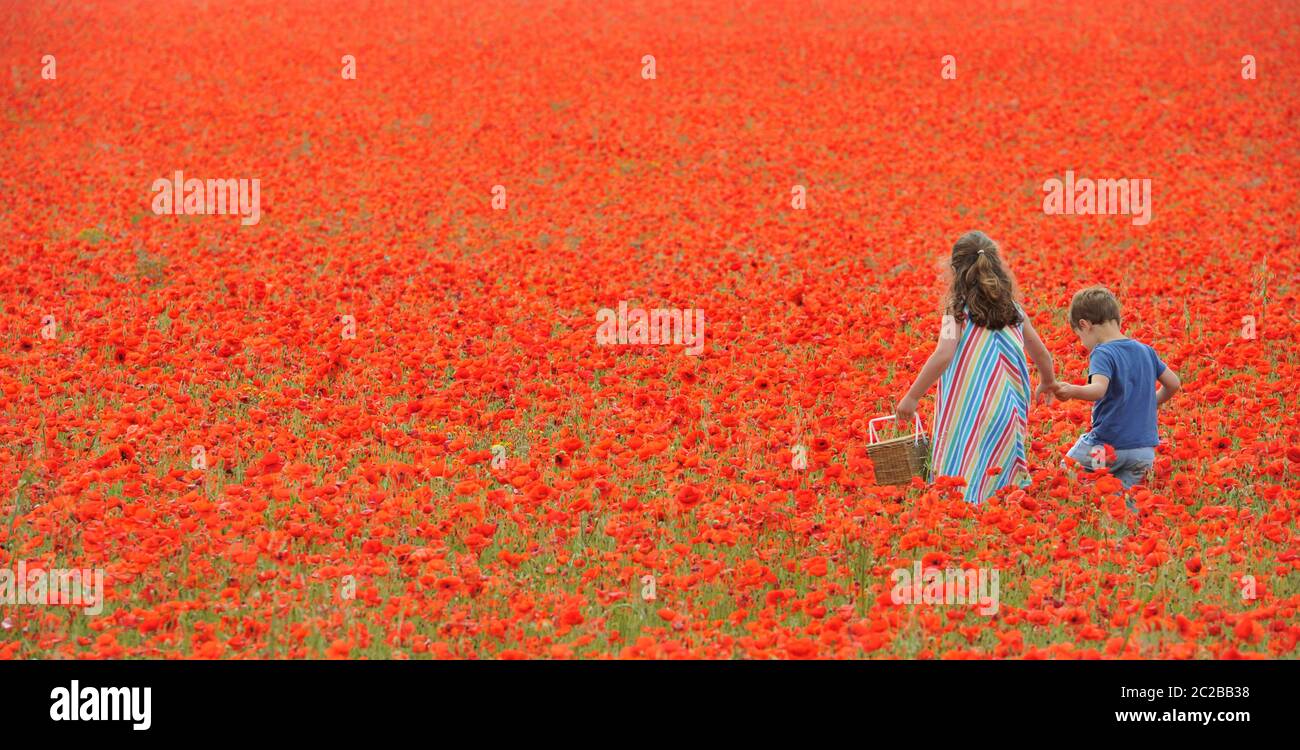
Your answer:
[866,414,931,486]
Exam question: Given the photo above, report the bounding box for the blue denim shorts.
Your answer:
[1066,433,1155,489]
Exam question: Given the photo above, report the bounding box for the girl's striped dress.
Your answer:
[932,311,1032,504]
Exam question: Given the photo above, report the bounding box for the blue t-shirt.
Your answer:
[1087,339,1166,449]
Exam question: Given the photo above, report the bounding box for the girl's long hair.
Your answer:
[946,231,1022,330]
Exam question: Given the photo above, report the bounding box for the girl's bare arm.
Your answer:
[896,316,959,419]
[1022,317,1056,386]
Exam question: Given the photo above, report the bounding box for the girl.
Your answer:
[894,231,1057,504]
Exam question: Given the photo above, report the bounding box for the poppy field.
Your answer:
[2,0,1299,660]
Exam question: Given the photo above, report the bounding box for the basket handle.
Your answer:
[868,414,925,445]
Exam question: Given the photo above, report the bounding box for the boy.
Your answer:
[1054,286,1180,492]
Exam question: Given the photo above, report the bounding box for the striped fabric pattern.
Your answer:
[931,314,1032,504]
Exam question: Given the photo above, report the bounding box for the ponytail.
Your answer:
[947,231,1021,329]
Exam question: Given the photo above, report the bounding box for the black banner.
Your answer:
[0,659,1288,738]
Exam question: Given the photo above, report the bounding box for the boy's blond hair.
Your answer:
[1069,286,1121,329]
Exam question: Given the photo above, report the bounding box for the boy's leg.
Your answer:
[1064,437,1151,512]
[1110,447,1155,512]
[1111,447,1155,489]
[1064,434,1095,468]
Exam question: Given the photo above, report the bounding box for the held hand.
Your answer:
[1034,380,1056,404]
[895,395,919,422]
[1054,382,1074,401]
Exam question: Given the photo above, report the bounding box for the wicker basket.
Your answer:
[866,415,931,486]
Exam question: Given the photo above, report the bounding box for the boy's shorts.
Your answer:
[1065,433,1155,489]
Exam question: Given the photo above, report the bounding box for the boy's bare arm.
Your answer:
[1156,367,1180,406]
[1056,374,1109,402]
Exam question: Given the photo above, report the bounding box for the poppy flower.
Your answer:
[674,485,703,509]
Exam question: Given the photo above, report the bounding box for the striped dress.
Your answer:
[931,311,1032,504]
